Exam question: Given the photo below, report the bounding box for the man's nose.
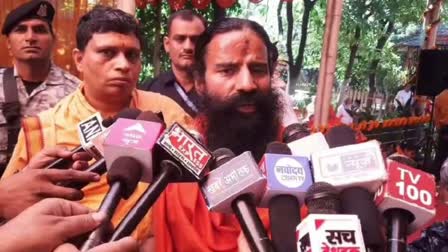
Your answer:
[235,67,257,93]
[25,29,37,42]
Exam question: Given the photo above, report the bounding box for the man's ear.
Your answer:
[6,38,12,56]
[194,77,206,96]
[72,48,84,73]
[163,36,170,53]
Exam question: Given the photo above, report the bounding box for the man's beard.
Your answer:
[202,90,281,162]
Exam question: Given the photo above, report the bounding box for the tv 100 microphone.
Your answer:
[374,159,436,251]
[311,140,387,192]
[296,214,366,252]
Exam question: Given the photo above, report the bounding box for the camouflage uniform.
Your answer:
[0,63,80,167]
[408,221,448,252]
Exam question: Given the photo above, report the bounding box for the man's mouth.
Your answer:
[237,104,257,114]
[22,46,41,51]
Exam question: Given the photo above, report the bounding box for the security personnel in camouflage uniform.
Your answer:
[0,0,80,173]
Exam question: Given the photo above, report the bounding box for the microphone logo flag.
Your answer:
[122,123,146,145]
[78,112,105,145]
[312,141,387,192]
[104,118,164,183]
[296,214,366,252]
[201,151,266,213]
[259,153,312,206]
[274,157,306,188]
[158,123,213,179]
[374,159,436,232]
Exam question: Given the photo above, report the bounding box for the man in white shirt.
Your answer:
[336,98,353,125]
[394,83,413,110]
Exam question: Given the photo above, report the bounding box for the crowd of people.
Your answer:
[0,0,447,251]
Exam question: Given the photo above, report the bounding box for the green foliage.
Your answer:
[136,1,242,84]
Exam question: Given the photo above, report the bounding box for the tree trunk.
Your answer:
[152,4,162,76]
[213,0,226,21]
[287,0,317,94]
[286,1,295,94]
[337,26,361,106]
[366,21,394,110]
[277,0,284,36]
[294,0,317,79]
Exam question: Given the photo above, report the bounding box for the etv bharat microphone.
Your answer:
[201,149,275,252]
[109,122,214,241]
[258,142,313,252]
[374,159,436,252]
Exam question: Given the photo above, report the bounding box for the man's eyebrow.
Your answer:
[215,62,239,68]
[249,62,268,67]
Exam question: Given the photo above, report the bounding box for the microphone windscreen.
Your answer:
[137,111,165,126]
[266,141,292,155]
[325,125,357,148]
[269,195,300,252]
[340,187,385,250]
[305,182,340,214]
[388,155,418,168]
[107,157,143,199]
[102,108,142,127]
[212,148,235,168]
[283,123,310,143]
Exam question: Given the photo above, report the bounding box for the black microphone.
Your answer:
[340,187,385,251]
[263,142,301,252]
[80,156,143,251]
[46,108,141,169]
[202,148,274,252]
[109,159,183,241]
[305,182,341,214]
[282,123,310,143]
[109,124,213,241]
[324,124,357,148]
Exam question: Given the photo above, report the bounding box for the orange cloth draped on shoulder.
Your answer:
[152,116,272,252]
[2,84,193,241]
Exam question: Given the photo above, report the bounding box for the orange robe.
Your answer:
[152,117,272,252]
[3,85,192,241]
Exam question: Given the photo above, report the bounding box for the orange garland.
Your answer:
[310,115,431,133]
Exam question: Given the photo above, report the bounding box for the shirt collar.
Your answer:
[13,62,64,86]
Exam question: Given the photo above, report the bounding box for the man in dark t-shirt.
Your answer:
[140,10,206,117]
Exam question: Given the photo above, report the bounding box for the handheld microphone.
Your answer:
[258,142,313,252]
[305,182,341,214]
[374,159,436,252]
[282,123,310,143]
[324,125,357,148]
[311,140,387,193]
[109,124,213,241]
[46,108,141,169]
[201,149,274,252]
[287,132,329,159]
[296,214,366,252]
[340,187,385,251]
[80,156,143,251]
[103,111,165,183]
[157,123,214,180]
